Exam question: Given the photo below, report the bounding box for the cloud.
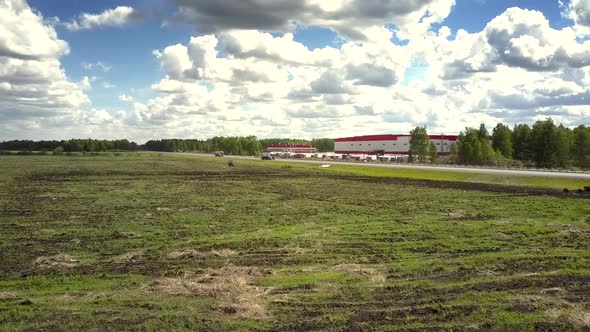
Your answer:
[0,1,129,142]
[5,1,590,142]
[0,0,69,60]
[0,0,90,128]
[169,0,456,41]
[439,7,590,79]
[81,61,112,72]
[127,5,589,142]
[346,63,397,87]
[562,0,590,35]
[65,6,136,31]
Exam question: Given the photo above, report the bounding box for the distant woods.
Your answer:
[0,137,336,155]
[0,139,137,153]
[1,118,588,169]
[143,137,334,155]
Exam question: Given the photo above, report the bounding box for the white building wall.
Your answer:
[335,137,456,155]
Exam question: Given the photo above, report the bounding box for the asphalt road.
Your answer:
[161,152,590,180]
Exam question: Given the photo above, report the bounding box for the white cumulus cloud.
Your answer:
[65,6,136,31]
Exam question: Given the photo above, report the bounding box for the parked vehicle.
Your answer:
[214,151,224,157]
[261,155,273,160]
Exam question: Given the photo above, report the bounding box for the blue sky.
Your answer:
[1,0,589,141]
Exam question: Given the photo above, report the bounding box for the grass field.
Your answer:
[1,154,589,331]
[230,156,590,190]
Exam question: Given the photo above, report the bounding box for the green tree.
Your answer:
[492,123,513,158]
[429,141,438,164]
[449,143,459,164]
[311,138,335,152]
[572,125,590,169]
[456,126,496,165]
[530,118,571,168]
[409,126,430,163]
[477,123,489,140]
[457,129,482,165]
[512,124,532,161]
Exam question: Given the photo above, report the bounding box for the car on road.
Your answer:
[261,155,273,160]
[214,151,224,157]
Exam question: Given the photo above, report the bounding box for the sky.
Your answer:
[1,0,590,142]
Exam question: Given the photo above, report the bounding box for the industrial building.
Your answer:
[264,144,317,154]
[334,134,458,156]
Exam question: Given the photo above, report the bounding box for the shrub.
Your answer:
[53,147,64,155]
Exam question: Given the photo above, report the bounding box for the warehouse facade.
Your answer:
[334,134,458,156]
[264,144,317,154]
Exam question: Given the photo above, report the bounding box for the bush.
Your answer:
[53,147,64,155]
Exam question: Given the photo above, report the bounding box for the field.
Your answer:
[1,154,589,331]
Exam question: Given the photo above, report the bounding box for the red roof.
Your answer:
[335,134,458,142]
[335,135,403,142]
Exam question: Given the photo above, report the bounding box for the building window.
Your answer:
[444,143,448,145]
[368,144,371,146]
[436,143,440,145]
[359,144,362,146]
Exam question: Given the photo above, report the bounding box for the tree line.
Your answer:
[410,118,590,169]
[0,137,335,155]
[143,137,335,154]
[3,120,587,169]
[0,139,137,152]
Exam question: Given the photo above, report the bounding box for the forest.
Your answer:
[1,118,588,169]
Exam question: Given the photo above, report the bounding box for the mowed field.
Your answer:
[1,154,589,331]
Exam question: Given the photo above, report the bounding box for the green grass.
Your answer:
[225,156,589,190]
[0,154,589,331]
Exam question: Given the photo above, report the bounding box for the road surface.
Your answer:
[167,152,590,180]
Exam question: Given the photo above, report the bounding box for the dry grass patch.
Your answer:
[447,211,465,220]
[35,254,79,269]
[545,302,590,329]
[332,264,386,284]
[58,293,87,301]
[147,266,270,318]
[211,249,237,257]
[166,248,237,260]
[0,292,20,301]
[166,249,206,260]
[112,251,143,264]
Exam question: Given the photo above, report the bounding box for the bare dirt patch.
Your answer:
[35,254,79,269]
[332,264,386,284]
[147,265,271,318]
